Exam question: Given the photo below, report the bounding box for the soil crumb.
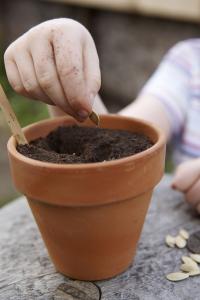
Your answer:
[17,125,153,164]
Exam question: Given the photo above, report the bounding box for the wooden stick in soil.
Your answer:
[0,85,28,145]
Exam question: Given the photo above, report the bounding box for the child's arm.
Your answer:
[119,94,171,140]
[120,40,200,213]
[4,18,102,121]
[120,41,191,141]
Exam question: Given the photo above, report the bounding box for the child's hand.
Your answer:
[172,158,200,213]
[4,18,101,121]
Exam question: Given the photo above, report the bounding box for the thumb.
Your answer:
[172,159,200,192]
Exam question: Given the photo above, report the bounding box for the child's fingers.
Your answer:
[185,179,200,207]
[171,159,200,192]
[53,31,91,118]
[4,53,28,97]
[4,19,100,121]
[14,50,53,105]
[84,35,101,104]
[30,37,76,117]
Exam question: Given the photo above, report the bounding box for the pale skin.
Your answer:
[4,18,200,213]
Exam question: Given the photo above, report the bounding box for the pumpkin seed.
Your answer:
[189,253,200,263]
[164,230,200,282]
[89,111,100,126]
[189,269,200,276]
[175,235,187,248]
[179,229,189,240]
[181,256,199,269]
[166,272,189,282]
[165,235,176,248]
[180,263,198,273]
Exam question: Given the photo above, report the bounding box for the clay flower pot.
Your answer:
[7,115,166,280]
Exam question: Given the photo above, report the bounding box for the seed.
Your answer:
[165,235,176,248]
[89,111,100,126]
[181,256,199,269]
[189,253,200,263]
[180,263,198,273]
[166,272,189,281]
[189,269,200,276]
[179,229,189,240]
[175,235,187,248]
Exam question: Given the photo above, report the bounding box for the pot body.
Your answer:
[7,115,166,280]
[27,191,152,280]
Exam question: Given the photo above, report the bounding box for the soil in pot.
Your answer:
[17,125,153,164]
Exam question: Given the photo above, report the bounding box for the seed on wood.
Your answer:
[180,263,199,273]
[189,269,200,276]
[89,111,100,126]
[189,253,200,263]
[179,229,189,240]
[166,272,189,282]
[165,235,176,248]
[175,235,187,248]
[181,256,199,269]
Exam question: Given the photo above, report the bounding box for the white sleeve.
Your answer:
[140,41,192,135]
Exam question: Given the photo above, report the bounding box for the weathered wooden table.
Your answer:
[0,175,200,300]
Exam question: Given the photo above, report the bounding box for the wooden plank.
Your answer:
[1,175,200,299]
[43,0,200,22]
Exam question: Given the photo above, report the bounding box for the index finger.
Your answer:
[30,35,76,117]
[172,159,200,192]
[53,29,91,118]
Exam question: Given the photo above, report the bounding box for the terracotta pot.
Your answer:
[7,115,166,280]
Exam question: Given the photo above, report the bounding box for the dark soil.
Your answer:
[17,125,153,164]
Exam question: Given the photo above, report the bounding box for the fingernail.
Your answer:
[77,109,89,119]
[171,183,177,190]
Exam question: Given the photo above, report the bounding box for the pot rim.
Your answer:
[7,114,166,170]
